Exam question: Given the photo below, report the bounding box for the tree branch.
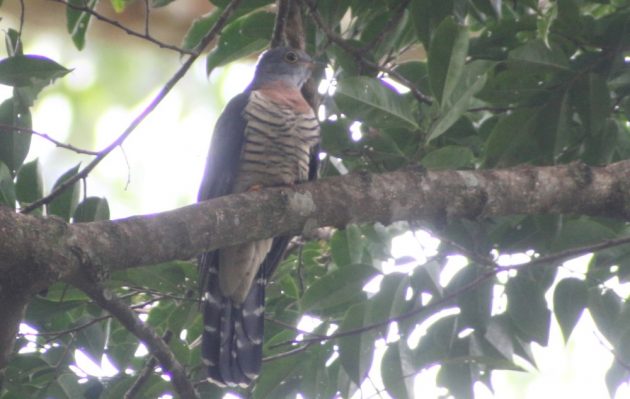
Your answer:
[4,160,630,293]
[77,282,199,399]
[47,0,195,55]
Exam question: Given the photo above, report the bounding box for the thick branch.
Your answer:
[2,161,630,293]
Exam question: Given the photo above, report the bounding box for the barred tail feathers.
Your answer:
[201,259,265,388]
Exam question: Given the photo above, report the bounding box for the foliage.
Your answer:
[1,0,630,398]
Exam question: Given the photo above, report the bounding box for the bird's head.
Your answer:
[250,47,316,89]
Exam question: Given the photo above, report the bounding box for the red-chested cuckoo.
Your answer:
[198,47,320,388]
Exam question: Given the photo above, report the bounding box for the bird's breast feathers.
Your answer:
[233,85,319,191]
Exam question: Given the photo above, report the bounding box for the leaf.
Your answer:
[151,0,176,6]
[5,28,23,56]
[381,342,415,399]
[75,316,107,362]
[551,219,616,252]
[553,278,587,342]
[428,17,469,106]
[483,108,540,167]
[588,287,621,343]
[0,97,32,174]
[448,264,493,329]
[330,225,364,267]
[16,158,43,205]
[338,302,375,385]
[110,0,134,12]
[427,61,490,142]
[66,0,97,50]
[73,197,110,222]
[507,39,570,71]
[421,145,475,169]
[301,263,374,312]
[571,73,611,136]
[335,76,419,130]
[506,274,551,346]
[48,163,81,221]
[0,55,71,87]
[0,161,16,208]
[205,11,274,75]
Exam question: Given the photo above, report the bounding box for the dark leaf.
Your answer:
[335,76,420,130]
[428,17,469,106]
[0,55,71,87]
[338,302,375,385]
[48,163,81,221]
[0,97,31,174]
[15,158,43,206]
[506,274,551,346]
[66,0,97,50]
[73,197,110,222]
[553,278,587,342]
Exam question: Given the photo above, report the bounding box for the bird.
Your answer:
[197,46,320,388]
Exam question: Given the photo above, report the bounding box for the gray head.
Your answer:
[249,47,315,89]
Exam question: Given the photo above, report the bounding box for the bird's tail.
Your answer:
[200,252,265,388]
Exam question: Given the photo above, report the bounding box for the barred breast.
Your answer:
[233,89,319,192]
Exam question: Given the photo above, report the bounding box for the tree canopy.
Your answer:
[1,0,630,398]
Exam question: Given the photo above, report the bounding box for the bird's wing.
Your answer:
[198,92,250,202]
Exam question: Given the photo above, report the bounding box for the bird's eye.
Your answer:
[284,51,298,63]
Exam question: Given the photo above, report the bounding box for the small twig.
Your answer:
[496,235,630,272]
[17,0,25,48]
[265,317,326,338]
[124,330,174,399]
[270,268,496,349]
[79,282,199,399]
[47,0,194,55]
[358,0,411,53]
[21,0,243,214]
[301,0,431,104]
[270,0,291,48]
[262,342,312,362]
[0,124,100,155]
[143,0,151,37]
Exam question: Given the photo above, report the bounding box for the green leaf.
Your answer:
[553,278,587,342]
[483,108,540,167]
[330,225,364,267]
[428,17,469,106]
[73,197,110,222]
[0,55,71,87]
[605,361,630,398]
[552,219,616,252]
[110,0,134,12]
[588,288,621,343]
[506,274,551,345]
[381,342,416,399]
[335,76,419,130]
[0,98,32,174]
[448,264,492,329]
[571,73,611,136]
[0,161,16,208]
[75,316,107,362]
[301,263,374,312]
[206,11,274,75]
[151,0,176,6]
[5,28,23,56]
[427,61,490,142]
[421,145,475,169]
[115,261,187,293]
[48,163,81,221]
[66,0,97,50]
[16,158,43,205]
[508,39,570,71]
[338,302,375,386]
